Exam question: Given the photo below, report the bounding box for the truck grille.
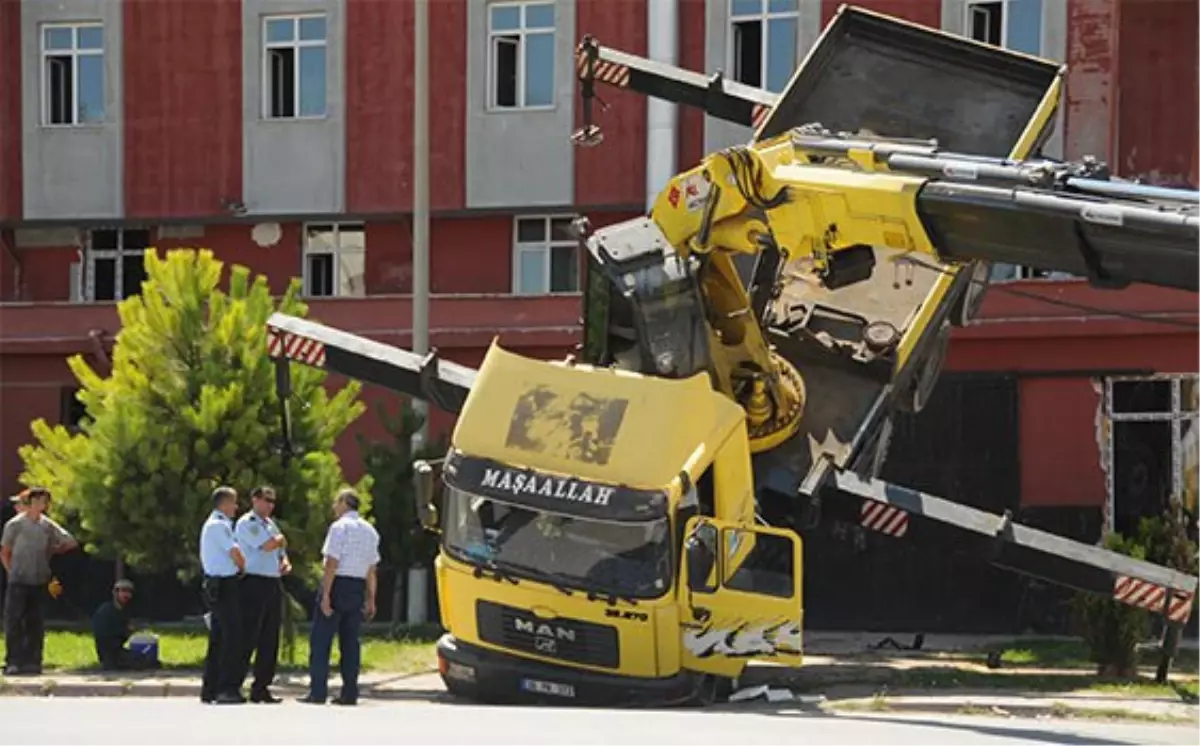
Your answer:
[476,600,620,669]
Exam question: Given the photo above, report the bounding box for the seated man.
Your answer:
[92,579,158,671]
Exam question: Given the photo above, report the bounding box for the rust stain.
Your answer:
[505,385,629,466]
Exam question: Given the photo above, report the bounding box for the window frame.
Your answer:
[83,228,150,303]
[727,0,800,94]
[1101,374,1200,537]
[486,1,557,112]
[963,0,1009,48]
[511,215,581,296]
[301,222,367,299]
[261,12,329,121]
[40,21,106,128]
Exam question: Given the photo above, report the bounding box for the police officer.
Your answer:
[199,486,246,705]
[235,486,291,704]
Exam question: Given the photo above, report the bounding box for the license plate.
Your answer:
[520,677,576,698]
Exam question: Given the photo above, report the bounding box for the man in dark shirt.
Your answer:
[92,579,157,671]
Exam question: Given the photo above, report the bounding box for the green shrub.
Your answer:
[1070,531,1150,679]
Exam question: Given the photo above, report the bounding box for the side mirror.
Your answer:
[413,460,439,531]
[684,523,717,593]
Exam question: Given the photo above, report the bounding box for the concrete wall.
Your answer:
[702,0,822,153]
[20,0,123,220]
[242,0,346,215]
[465,0,576,209]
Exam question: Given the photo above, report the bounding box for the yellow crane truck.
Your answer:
[265,5,1200,706]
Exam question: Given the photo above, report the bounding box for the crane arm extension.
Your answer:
[805,462,1199,625]
[573,35,778,145]
[266,312,476,415]
[652,147,1200,292]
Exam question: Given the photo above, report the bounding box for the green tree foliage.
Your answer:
[19,248,370,580]
[1071,531,1150,679]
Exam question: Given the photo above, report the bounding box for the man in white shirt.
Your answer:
[298,489,379,706]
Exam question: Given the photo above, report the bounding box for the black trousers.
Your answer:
[201,575,243,700]
[3,582,44,670]
[239,574,282,694]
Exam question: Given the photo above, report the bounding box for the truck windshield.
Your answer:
[442,486,672,600]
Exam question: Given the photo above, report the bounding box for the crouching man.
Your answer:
[92,579,158,671]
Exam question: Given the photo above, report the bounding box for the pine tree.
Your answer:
[19,248,370,580]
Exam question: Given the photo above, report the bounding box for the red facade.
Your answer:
[0,0,1195,513]
[123,0,243,219]
[0,0,21,220]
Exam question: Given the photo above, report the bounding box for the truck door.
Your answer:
[678,516,804,676]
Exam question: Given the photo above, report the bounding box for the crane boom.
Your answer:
[264,312,1198,626]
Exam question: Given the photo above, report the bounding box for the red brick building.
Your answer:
[0,0,1196,541]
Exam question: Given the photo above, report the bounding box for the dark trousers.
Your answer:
[201,576,243,700]
[307,577,365,702]
[239,574,282,695]
[97,640,159,672]
[3,582,44,671]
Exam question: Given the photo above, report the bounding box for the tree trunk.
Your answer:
[389,566,405,636]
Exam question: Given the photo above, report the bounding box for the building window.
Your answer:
[730,0,798,94]
[965,1,1005,47]
[41,23,105,126]
[1102,375,1199,537]
[263,14,327,119]
[513,216,579,295]
[85,229,150,302]
[303,223,366,298]
[488,2,556,110]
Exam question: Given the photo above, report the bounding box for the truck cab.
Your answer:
[422,343,804,705]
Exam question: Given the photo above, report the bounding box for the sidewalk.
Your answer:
[0,669,445,701]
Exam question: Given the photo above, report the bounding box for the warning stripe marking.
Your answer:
[576,54,631,87]
[860,499,909,538]
[266,327,326,368]
[751,103,772,129]
[1112,576,1195,624]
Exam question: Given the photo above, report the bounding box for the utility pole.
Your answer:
[408,0,431,627]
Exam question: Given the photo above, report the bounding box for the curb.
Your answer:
[822,699,1200,723]
[0,668,442,700]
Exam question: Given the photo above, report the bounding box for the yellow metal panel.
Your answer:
[452,342,746,490]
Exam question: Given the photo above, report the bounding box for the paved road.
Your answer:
[1,697,1195,745]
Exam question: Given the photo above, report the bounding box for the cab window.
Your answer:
[721,528,794,598]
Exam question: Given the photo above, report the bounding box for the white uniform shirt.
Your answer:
[199,511,239,577]
[321,510,380,579]
[235,512,287,578]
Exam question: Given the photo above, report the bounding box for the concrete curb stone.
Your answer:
[0,669,440,699]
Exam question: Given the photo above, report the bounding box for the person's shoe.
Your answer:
[17,664,41,675]
[296,694,326,705]
[250,690,282,704]
[2,665,20,676]
[200,695,215,704]
[331,696,357,706]
[214,691,246,705]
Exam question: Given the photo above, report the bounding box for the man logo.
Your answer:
[514,618,577,642]
[505,385,628,466]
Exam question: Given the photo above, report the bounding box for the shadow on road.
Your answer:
[404,692,1149,745]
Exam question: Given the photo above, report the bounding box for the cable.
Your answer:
[900,253,1200,330]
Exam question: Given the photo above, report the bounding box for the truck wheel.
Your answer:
[694,674,736,706]
[949,261,990,327]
